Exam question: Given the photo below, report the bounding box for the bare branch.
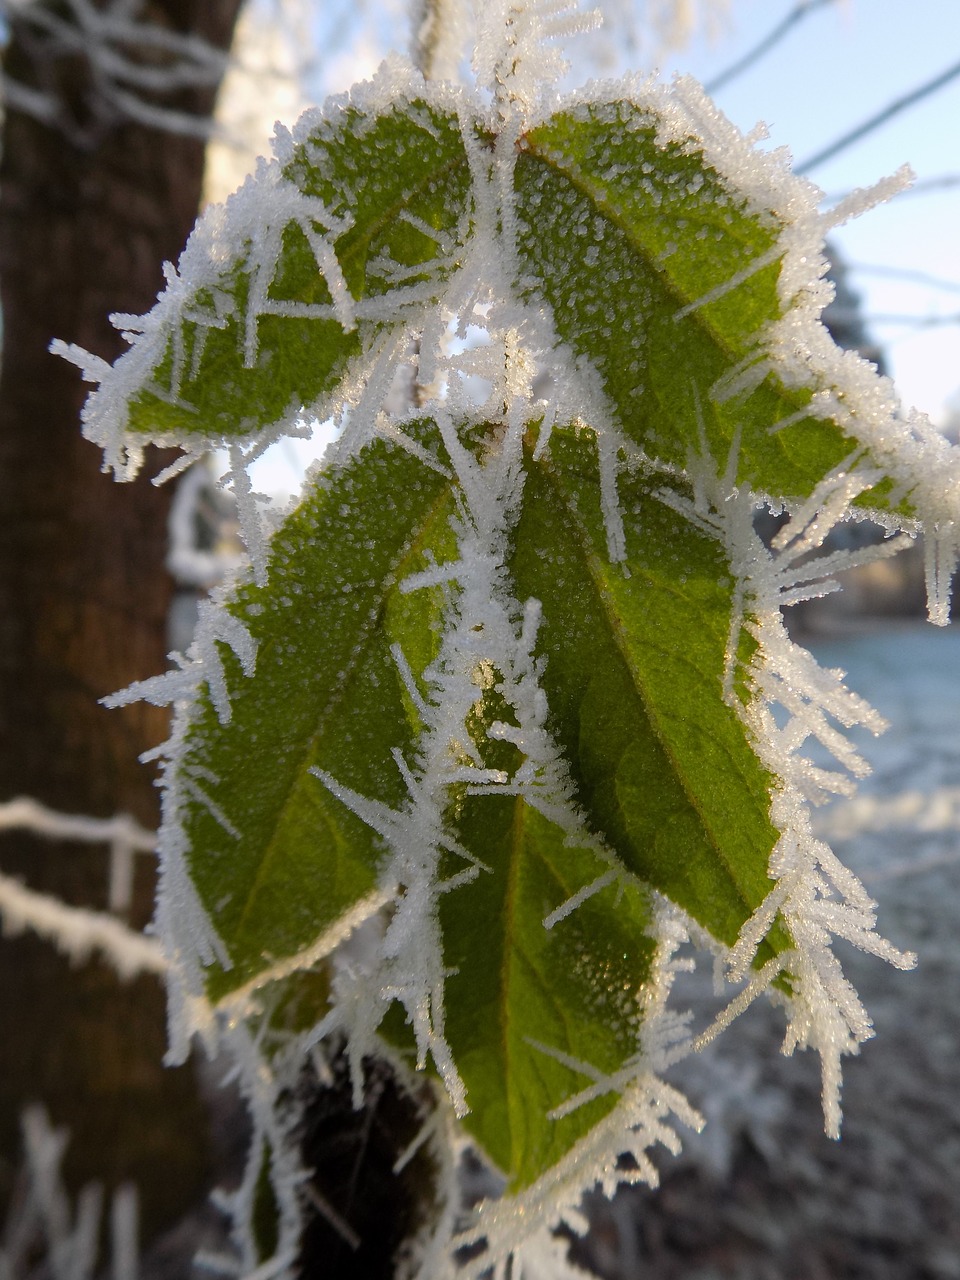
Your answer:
[831,309,960,331]
[798,55,960,174]
[705,0,836,94]
[847,262,960,296]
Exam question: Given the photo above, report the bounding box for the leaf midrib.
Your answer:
[496,796,523,1176]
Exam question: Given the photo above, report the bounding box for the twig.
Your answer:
[845,262,960,295]
[798,55,960,174]
[705,0,835,94]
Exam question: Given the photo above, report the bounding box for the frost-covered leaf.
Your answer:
[440,793,654,1190]
[75,27,947,1277]
[174,426,453,1000]
[513,423,787,959]
[62,84,470,474]
[515,97,899,507]
[442,757,660,1187]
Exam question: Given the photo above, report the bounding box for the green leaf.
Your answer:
[175,412,788,1186]
[178,426,455,1000]
[124,98,470,444]
[441,793,654,1191]
[515,102,858,500]
[512,423,788,958]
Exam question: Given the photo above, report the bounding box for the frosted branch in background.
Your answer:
[0,872,166,979]
[0,1108,140,1280]
[0,796,155,913]
[0,0,230,142]
[0,797,163,977]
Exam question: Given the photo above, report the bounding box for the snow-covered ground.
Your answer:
[574,621,960,1280]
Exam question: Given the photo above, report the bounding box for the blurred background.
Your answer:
[0,2,958,1277]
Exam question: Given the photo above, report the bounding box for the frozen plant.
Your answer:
[55,0,956,1273]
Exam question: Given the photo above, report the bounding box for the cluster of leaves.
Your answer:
[59,10,947,1275]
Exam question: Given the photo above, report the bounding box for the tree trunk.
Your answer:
[0,0,243,1243]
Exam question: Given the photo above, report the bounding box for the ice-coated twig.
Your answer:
[110,1183,139,1280]
[1,0,230,143]
[0,796,155,855]
[0,873,166,979]
[0,794,159,944]
[473,0,599,120]
[0,1107,142,1280]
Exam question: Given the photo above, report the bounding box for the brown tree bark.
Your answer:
[0,0,243,1243]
